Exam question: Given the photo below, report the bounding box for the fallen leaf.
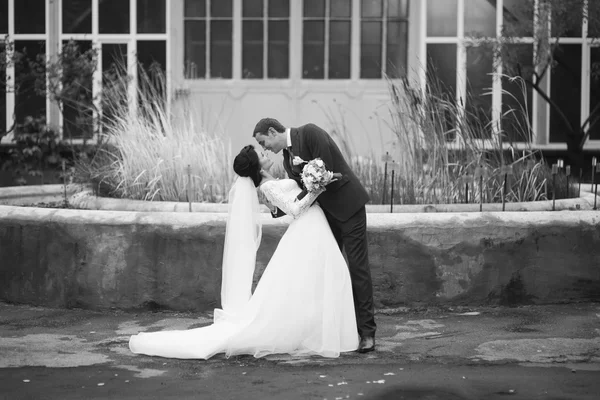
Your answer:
[384,372,395,376]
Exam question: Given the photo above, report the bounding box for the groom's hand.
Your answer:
[328,172,343,184]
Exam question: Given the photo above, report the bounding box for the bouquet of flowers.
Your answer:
[300,158,335,193]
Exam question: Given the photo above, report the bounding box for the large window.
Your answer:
[1,0,168,142]
[303,0,351,79]
[243,0,289,79]
[184,0,233,79]
[182,0,410,81]
[426,0,600,148]
[360,0,408,78]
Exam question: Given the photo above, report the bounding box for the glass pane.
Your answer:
[502,0,533,37]
[185,0,206,18]
[101,43,128,131]
[361,0,383,18]
[185,20,206,79]
[388,0,408,19]
[502,44,533,142]
[268,21,289,78]
[14,41,46,127]
[590,0,600,38]
[243,0,263,18]
[243,20,263,79]
[211,0,232,17]
[15,0,45,34]
[61,41,93,139]
[590,48,600,140]
[0,0,7,33]
[427,0,457,36]
[137,40,167,109]
[269,0,289,18]
[386,21,408,78]
[464,0,496,37]
[427,44,457,138]
[303,20,324,78]
[99,0,130,34]
[329,21,350,79]
[361,21,382,78]
[331,0,351,18]
[62,0,92,34]
[0,43,5,135]
[551,0,583,38]
[550,44,582,143]
[138,0,166,33]
[465,46,494,139]
[210,21,232,78]
[427,44,457,99]
[304,0,325,18]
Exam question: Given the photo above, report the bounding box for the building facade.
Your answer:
[1,0,598,160]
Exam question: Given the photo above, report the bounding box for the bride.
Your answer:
[129,145,359,359]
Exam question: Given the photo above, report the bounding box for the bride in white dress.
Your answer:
[129,145,359,359]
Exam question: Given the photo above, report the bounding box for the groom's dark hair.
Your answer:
[253,118,286,137]
[233,145,262,187]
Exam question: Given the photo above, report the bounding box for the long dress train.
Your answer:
[129,179,359,359]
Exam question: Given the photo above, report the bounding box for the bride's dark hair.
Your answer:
[233,145,262,187]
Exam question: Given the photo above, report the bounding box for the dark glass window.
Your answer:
[242,0,289,79]
[0,43,5,136]
[99,0,130,34]
[61,41,93,139]
[62,0,92,34]
[427,44,457,138]
[361,0,408,79]
[502,44,534,142]
[589,48,600,140]
[184,0,232,79]
[303,20,325,78]
[550,44,582,143]
[551,0,583,38]
[210,20,233,78]
[101,43,128,131]
[303,0,350,79]
[14,41,46,127]
[502,0,534,37]
[15,0,45,34]
[243,20,263,78]
[464,0,496,37]
[0,0,8,34]
[138,0,166,33]
[184,20,206,78]
[137,40,167,108]
[427,0,457,37]
[465,46,494,139]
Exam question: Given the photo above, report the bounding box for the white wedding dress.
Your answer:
[129,178,359,359]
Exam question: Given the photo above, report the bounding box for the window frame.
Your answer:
[58,0,170,142]
[423,0,599,150]
[2,0,49,144]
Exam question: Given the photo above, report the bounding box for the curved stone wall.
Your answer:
[1,204,599,311]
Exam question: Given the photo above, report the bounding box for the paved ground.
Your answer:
[1,302,599,400]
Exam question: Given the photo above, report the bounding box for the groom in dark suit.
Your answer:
[253,118,376,353]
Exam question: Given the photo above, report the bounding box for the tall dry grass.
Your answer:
[77,66,232,203]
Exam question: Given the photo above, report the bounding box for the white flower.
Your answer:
[292,156,306,166]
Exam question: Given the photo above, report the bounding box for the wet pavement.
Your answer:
[1,302,599,399]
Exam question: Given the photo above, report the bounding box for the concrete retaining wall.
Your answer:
[1,205,599,311]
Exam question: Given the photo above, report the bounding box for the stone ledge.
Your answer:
[1,204,599,311]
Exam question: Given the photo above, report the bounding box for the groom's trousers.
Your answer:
[324,206,376,338]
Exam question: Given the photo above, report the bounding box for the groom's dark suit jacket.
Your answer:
[275,123,370,222]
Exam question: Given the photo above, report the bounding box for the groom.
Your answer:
[253,118,376,353]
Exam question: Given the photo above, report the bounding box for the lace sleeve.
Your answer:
[261,181,323,219]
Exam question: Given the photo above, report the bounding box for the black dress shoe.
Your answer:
[357,336,375,353]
